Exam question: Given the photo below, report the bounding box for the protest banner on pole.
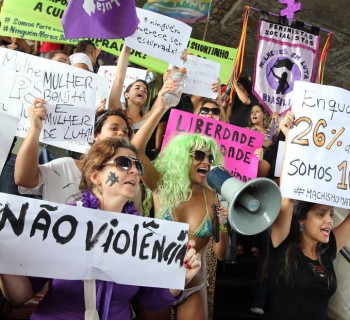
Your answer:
[0,0,236,82]
[162,109,264,181]
[125,8,192,67]
[281,81,350,209]
[0,192,189,289]
[252,20,320,116]
[183,55,220,98]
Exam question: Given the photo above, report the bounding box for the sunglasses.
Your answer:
[199,107,220,116]
[191,150,215,164]
[103,156,144,176]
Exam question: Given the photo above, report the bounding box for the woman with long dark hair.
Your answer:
[266,112,350,319]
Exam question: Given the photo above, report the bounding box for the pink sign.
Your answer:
[162,109,264,181]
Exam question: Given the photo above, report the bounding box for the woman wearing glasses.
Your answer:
[132,85,228,320]
[14,98,134,205]
[0,138,202,320]
[196,98,228,122]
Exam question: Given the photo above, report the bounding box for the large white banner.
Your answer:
[253,20,320,116]
[0,193,189,290]
[281,81,350,209]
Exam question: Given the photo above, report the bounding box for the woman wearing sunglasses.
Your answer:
[1,137,202,320]
[132,86,228,319]
[196,98,228,122]
[14,98,134,205]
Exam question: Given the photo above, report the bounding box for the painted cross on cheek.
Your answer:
[105,171,119,186]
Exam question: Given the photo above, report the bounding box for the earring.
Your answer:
[299,223,304,232]
[96,184,102,195]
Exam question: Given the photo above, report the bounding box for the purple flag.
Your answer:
[62,0,139,39]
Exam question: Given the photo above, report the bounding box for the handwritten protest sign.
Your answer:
[0,114,20,173]
[183,55,220,98]
[42,105,95,142]
[162,110,264,181]
[125,8,192,67]
[41,68,96,142]
[0,48,108,149]
[97,66,147,106]
[281,81,350,209]
[0,192,189,289]
[0,0,236,82]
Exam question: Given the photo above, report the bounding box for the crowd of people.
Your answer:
[0,35,350,320]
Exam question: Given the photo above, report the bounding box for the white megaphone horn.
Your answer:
[207,166,282,235]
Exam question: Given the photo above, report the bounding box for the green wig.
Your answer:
[144,133,223,217]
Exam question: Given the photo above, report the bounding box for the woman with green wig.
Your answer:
[132,81,228,320]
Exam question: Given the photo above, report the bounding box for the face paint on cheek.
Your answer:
[105,171,119,186]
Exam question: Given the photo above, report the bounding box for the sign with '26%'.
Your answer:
[281,81,350,209]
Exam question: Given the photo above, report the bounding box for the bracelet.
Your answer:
[219,225,228,234]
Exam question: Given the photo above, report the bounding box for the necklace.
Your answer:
[81,189,138,215]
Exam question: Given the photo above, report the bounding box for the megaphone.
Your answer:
[207,166,282,235]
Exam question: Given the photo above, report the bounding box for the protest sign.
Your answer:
[252,20,319,115]
[42,104,95,142]
[0,0,236,82]
[162,110,264,181]
[183,55,220,98]
[0,192,189,289]
[0,114,20,174]
[97,66,147,105]
[0,48,108,149]
[281,81,350,209]
[125,8,192,67]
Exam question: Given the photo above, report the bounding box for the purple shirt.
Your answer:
[30,277,178,320]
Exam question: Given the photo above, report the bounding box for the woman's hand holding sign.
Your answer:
[29,98,47,131]
[169,240,202,297]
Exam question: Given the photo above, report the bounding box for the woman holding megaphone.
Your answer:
[132,82,228,320]
[266,111,350,320]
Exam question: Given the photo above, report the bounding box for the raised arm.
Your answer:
[131,79,176,191]
[108,45,131,110]
[234,79,251,105]
[14,98,46,188]
[271,111,295,247]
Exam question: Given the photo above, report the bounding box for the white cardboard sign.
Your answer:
[125,8,192,67]
[281,81,350,209]
[182,55,220,98]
